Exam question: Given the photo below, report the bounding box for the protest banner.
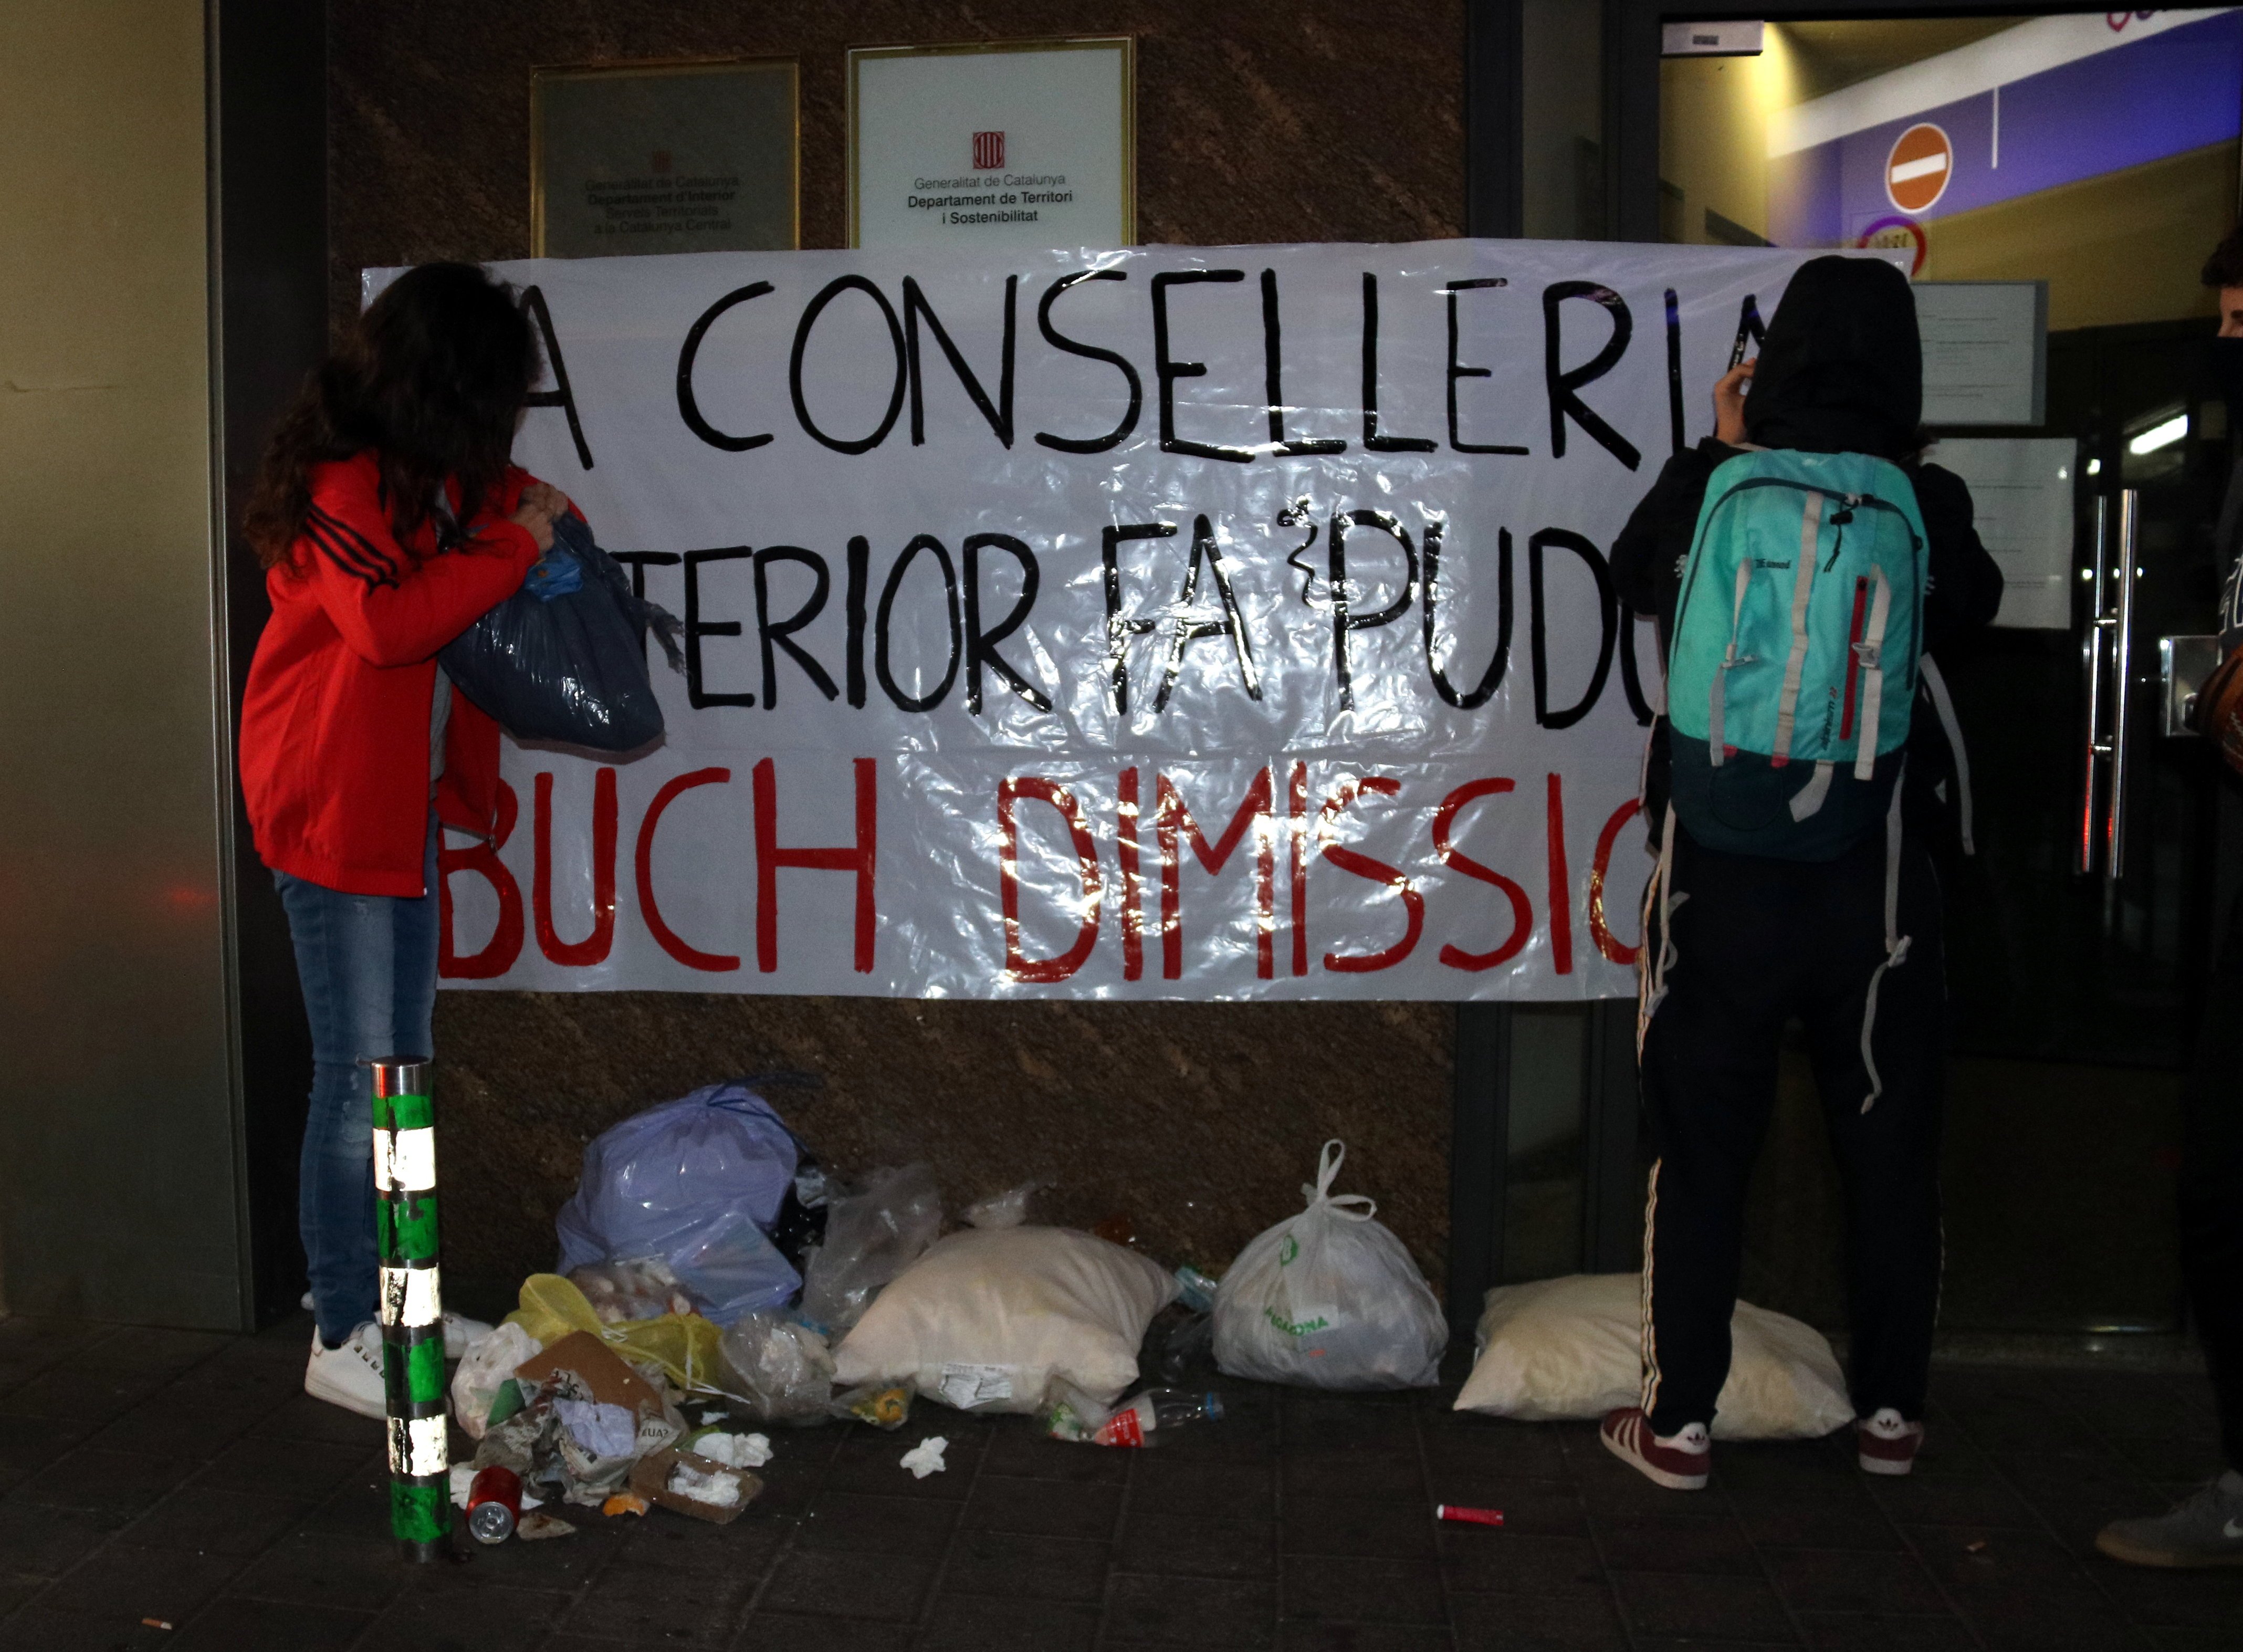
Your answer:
[387,239,1836,998]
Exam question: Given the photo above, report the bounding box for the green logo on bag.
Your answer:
[1277,1236,1299,1267]
[1264,1304,1331,1336]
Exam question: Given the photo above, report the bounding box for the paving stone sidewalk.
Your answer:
[1,1313,2238,1650]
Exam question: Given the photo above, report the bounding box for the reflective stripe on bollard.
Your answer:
[372,1058,448,1561]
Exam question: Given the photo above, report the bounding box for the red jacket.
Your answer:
[239,452,544,897]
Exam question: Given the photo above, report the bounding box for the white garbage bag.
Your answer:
[1212,1140,1447,1390]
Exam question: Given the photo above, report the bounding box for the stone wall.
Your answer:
[327,0,1466,1293]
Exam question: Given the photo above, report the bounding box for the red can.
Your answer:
[466,1465,523,1544]
[1434,1503,1505,1528]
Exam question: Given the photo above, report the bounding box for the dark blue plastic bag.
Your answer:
[439,512,682,752]
[555,1081,805,1324]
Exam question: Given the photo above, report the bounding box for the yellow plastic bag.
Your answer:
[506,1273,726,1392]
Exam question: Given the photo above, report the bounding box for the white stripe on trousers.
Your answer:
[1639,1158,1664,1417]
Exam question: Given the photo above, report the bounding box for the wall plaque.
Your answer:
[533,59,798,258]
[847,37,1135,249]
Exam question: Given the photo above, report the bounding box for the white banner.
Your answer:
[390,239,1831,1000]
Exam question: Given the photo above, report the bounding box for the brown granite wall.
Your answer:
[329,0,1466,1293]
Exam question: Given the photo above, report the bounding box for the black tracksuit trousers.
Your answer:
[1639,822,1945,1438]
[2182,892,2243,1475]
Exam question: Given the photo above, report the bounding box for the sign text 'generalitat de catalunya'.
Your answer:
[369,240,1843,1000]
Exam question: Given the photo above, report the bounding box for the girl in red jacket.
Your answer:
[240,263,567,1415]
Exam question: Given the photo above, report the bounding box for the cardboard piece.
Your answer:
[515,1331,664,1417]
[629,1446,762,1525]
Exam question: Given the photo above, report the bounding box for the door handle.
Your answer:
[2106,490,2140,884]
[2077,489,2142,882]
[2076,494,2110,876]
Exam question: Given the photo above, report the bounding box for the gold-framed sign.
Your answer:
[846,37,1135,250]
[532,58,799,258]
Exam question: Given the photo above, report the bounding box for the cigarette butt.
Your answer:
[141,1620,172,1630]
[1965,1539,1987,1554]
[1435,1503,1505,1527]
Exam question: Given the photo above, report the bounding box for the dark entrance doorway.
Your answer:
[1611,4,2243,1336]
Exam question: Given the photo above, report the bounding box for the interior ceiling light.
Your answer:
[2127,414,2188,456]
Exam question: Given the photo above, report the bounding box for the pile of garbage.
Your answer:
[447,1082,1448,1542]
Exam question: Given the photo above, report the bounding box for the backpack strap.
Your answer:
[1851,567,1893,781]
[1770,491,1825,767]
[1707,560,1753,767]
[1916,655,1975,856]
[1858,758,1913,1114]
[1787,760,1835,821]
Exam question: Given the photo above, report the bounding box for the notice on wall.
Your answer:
[1927,436,2077,629]
[848,39,1133,249]
[372,241,1851,1001]
[1916,281,2046,427]
[533,61,799,259]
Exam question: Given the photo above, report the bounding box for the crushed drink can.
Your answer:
[466,1465,522,1544]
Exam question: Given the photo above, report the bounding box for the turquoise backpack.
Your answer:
[1665,448,1928,860]
[1642,447,1973,1111]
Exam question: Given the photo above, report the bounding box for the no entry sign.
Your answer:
[1884,123,1954,214]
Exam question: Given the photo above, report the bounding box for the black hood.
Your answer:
[1745,255,1923,461]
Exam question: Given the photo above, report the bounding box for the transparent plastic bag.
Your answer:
[452,1321,543,1439]
[797,1164,942,1335]
[1039,1376,1114,1442]
[438,511,681,752]
[961,1181,1046,1229]
[1211,1141,1448,1390]
[717,1312,836,1425]
[829,1378,916,1430]
[554,1081,803,1324]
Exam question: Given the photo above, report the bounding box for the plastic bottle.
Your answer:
[1092,1388,1224,1447]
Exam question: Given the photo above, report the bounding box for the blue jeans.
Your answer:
[275,814,438,1345]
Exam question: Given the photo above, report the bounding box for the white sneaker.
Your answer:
[305,1322,387,1419]
[443,1312,494,1360]
[302,1298,488,1359]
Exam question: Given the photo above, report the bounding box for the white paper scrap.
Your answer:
[667,1463,744,1508]
[695,1430,773,1469]
[554,1397,637,1458]
[900,1436,949,1479]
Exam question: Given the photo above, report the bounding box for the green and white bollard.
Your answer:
[372,1058,448,1562]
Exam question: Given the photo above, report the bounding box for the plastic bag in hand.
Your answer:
[1211,1141,1447,1390]
[438,510,682,752]
[554,1082,804,1325]
[797,1164,942,1335]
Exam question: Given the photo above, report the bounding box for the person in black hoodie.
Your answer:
[1598,256,2002,1492]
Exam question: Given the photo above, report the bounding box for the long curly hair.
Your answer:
[243,262,542,569]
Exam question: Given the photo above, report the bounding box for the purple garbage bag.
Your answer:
[554,1082,801,1323]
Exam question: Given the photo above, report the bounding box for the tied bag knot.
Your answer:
[1302,1139,1377,1224]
